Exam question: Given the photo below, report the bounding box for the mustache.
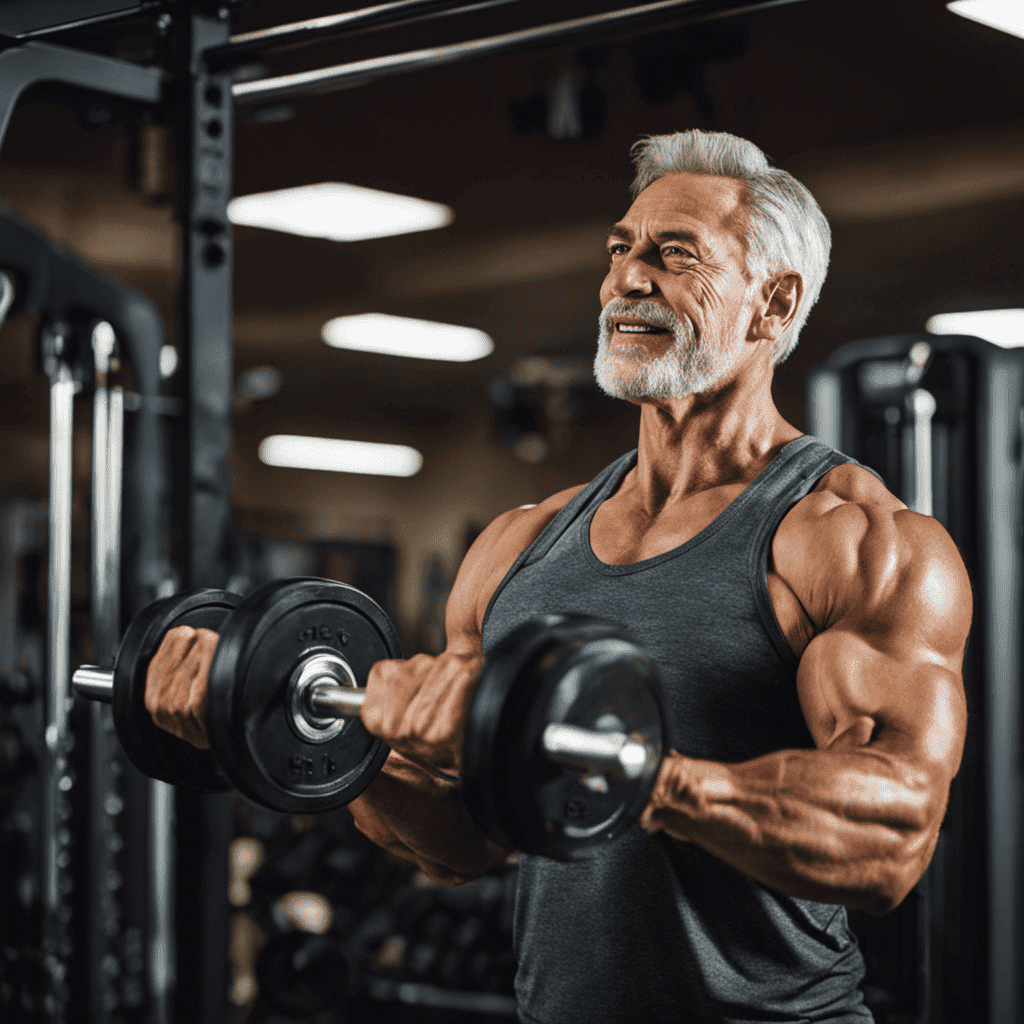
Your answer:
[599,298,685,334]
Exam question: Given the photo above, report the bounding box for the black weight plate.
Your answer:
[207,578,401,814]
[462,616,565,851]
[256,932,354,1017]
[464,616,667,861]
[112,589,240,791]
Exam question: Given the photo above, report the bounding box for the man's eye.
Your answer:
[608,244,629,256]
[663,246,692,258]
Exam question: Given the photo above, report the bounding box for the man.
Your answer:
[147,130,971,1023]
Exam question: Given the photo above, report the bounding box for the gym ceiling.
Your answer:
[0,0,1021,513]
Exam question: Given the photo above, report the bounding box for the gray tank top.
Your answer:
[481,435,873,1024]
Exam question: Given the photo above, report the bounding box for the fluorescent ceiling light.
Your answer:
[227,183,453,242]
[926,308,1024,348]
[322,313,493,361]
[259,435,423,477]
[947,1,1024,39]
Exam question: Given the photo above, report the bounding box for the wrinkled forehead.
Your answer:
[620,172,750,257]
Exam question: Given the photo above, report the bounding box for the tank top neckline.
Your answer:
[581,434,816,576]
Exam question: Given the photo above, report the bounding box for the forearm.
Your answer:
[349,752,508,886]
[640,746,937,913]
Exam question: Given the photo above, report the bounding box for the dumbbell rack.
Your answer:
[231,799,520,1021]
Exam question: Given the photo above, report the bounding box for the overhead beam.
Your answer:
[209,0,523,68]
[0,40,163,152]
[233,0,806,105]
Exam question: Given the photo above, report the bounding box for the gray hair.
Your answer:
[630,130,830,364]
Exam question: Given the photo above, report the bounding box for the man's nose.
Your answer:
[605,251,654,298]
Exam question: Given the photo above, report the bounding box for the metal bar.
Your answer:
[175,12,235,594]
[171,14,235,1021]
[542,722,649,780]
[979,350,1024,1024]
[210,0,523,65]
[909,389,936,517]
[0,2,164,40]
[149,779,175,1024]
[73,665,115,702]
[308,680,367,718]
[88,319,123,1024]
[0,40,163,154]
[91,322,121,661]
[233,0,806,104]
[0,270,15,331]
[43,348,76,1021]
[306,681,649,779]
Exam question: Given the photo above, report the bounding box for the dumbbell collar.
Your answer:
[287,649,359,744]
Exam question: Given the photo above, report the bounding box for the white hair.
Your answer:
[630,130,831,364]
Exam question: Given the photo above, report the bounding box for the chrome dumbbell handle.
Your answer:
[306,680,653,782]
[72,667,655,783]
[72,665,115,703]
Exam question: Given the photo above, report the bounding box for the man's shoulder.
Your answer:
[797,460,904,521]
[477,484,587,568]
[777,461,903,566]
[448,484,587,642]
[776,461,969,634]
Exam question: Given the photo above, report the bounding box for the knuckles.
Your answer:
[360,653,475,761]
[144,625,218,747]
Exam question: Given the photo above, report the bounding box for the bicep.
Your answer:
[795,511,970,779]
[797,626,966,777]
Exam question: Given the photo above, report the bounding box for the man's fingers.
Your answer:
[361,653,478,774]
[144,625,218,750]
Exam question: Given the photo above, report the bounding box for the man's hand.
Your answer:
[144,625,219,750]
[144,623,485,779]
[360,650,484,778]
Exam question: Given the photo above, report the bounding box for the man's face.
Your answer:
[595,172,755,402]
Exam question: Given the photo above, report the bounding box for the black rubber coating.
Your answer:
[463,615,668,861]
[111,589,239,791]
[207,577,401,813]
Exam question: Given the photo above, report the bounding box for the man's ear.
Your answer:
[747,270,803,343]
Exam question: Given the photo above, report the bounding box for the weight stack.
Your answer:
[807,333,1024,1024]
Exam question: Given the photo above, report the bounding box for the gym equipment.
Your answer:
[74,578,401,812]
[74,579,667,858]
[74,589,241,792]
[462,615,667,860]
[808,333,1024,1024]
[254,603,665,860]
[255,932,354,1018]
[207,577,400,814]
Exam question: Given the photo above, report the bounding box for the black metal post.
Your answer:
[167,9,235,1024]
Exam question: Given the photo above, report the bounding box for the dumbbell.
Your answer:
[73,578,669,860]
[73,578,398,809]
[73,587,241,793]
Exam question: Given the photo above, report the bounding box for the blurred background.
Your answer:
[1,0,1021,638]
[0,1,1021,1022]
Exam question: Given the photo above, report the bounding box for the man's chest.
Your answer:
[589,488,817,658]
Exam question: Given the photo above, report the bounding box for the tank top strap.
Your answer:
[745,436,861,670]
[481,449,636,629]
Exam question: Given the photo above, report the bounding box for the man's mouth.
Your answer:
[615,321,669,335]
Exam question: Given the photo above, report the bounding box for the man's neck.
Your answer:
[628,370,800,513]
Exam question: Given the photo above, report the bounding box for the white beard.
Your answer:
[593,298,741,400]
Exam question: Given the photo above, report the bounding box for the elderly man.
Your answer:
[148,130,970,1023]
